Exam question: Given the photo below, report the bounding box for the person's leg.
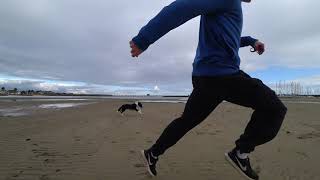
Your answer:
[222,71,286,180]
[141,77,223,176]
[149,77,223,157]
[224,71,287,153]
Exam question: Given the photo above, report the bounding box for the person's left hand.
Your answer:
[254,41,265,55]
[130,41,143,58]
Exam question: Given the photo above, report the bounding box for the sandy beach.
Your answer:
[0,97,319,180]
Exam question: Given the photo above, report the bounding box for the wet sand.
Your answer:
[0,98,319,180]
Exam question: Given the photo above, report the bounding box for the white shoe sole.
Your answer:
[140,150,156,177]
[224,153,256,180]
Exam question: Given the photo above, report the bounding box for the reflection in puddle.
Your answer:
[0,103,93,117]
[0,108,28,117]
[139,100,186,103]
[38,103,91,109]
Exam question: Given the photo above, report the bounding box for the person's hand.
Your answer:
[254,41,265,55]
[130,41,143,57]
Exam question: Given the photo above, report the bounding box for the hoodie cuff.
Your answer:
[132,35,150,51]
[241,36,258,48]
[247,36,258,47]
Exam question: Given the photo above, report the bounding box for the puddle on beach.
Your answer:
[139,100,187,103]
[38,102,93,109]
[0,112,29,117]
[0,108,29,117]
[0,103,93,117]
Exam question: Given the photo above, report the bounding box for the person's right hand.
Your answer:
[130,41,143,57]
[254,41,265,55]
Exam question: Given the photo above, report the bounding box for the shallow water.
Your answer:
[38,103,92,109]
[0,102,93,117]
[0,107,28,117]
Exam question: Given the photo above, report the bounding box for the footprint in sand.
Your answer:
[277,148,281,152]
[134,163,145,168]
[73,136,81,141]
[12,170,24,178]
[44,159,55,163]
[297,132,320,139]
[39,174,49,180]
[254,165,261,174]
[195,131,205,135]
[296,151,309,159]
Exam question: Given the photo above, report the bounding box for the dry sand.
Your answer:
[0,98,319,180]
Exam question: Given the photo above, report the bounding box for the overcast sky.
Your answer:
[0,0,319,95]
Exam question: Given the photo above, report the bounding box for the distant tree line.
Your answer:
[1,82,320,97]
[1,87,19,95]
[273,81,319,96]
[0,87,74,96]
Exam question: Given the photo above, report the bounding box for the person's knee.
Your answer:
[269,104,287,128]
[277,103,287,118]
[267,102,287,118]
[266,104,287,140]
[265,129,279,141]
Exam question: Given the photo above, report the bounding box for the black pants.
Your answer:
[151,70,287,156]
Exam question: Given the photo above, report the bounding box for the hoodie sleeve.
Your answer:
[240,36,258,48]
[132,0,233,51]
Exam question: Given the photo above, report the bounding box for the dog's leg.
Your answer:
[117,106,125,116]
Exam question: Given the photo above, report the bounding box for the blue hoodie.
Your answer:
[132,0,257,76]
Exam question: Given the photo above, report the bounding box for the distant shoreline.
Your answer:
[0,94,319,98]
[0,95,189,101]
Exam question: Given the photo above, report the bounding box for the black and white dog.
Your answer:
[117,101,143,115]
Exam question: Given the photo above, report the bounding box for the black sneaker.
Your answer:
[141,149,158,176]
[225,149,259,180]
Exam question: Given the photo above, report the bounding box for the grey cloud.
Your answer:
[241,1,320,70]
[0,0,319,94]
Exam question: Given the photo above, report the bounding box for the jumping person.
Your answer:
[130,0,287,179]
